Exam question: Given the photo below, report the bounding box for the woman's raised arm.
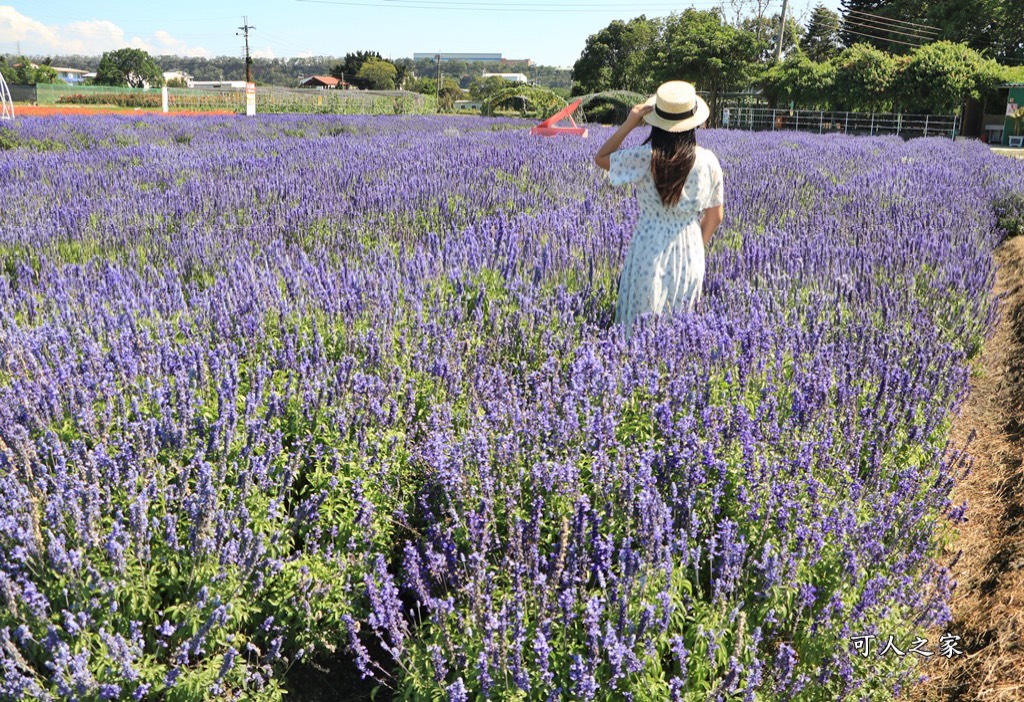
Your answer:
[594,102,654,171]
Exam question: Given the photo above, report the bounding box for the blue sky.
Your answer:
[1,0,832,67]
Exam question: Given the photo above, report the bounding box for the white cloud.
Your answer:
[251,45,276,60]
[0,6,211,57]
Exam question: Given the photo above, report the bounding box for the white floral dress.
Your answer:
[608,143,724,340]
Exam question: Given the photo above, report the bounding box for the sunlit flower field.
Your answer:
[1,114,1023,701]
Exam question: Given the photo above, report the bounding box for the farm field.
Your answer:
[11,105,238,117]
[1,114,1023,701]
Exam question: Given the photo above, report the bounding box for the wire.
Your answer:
[840,18,936,42]
[251,29,314,57]
[838,26,924,48]
[839,15,937,40]
[838,4,940,32]
[297,0,718,10]
[349,0,714,5]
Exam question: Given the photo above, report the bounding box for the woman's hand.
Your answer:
[627,102,654,126]
[595,102,654,171]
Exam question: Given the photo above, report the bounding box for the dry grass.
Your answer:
[910,234,1024,702]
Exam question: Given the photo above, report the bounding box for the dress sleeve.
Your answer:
[608,146,651,187]
[704,150,724,209]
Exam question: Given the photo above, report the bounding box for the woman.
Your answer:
[595,80,724,340]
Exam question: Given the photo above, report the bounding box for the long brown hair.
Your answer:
[643,126,697,207]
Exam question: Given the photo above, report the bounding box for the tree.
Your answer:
[392,59,411,88]
[95,48,163,88]
[893,40,1003,113]
[741,12,805,62]
[437,84,464,111]
[330,51,383,89]
[652,8,761,125]
[831,43,898,111]
[839,0,940,53]
[356,58,397,90]
[407,76,461,96]
[803,4,843,61]
[468,75,509,101]
[165,77,189,88]
[0,56,58,85]
[759,53,835,108]
[571,16,659,94]
[722,0,776,36]
[925,0,1022,65]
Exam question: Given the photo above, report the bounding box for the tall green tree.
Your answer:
[741,12,805,62]
[356,57,397,90]
[839,0,942,53]
[571,15,659,95]
[925,0,1022,64]
[832,43,898,110]
[437,84,464,111]
[803,4,843,61]
[759,53,835,108]
[653,8,760,124]
[893,40,1004,113]
[407,76,461,96]
[330,51,383,88]
[95,48,163,88]
[468,75,510,101]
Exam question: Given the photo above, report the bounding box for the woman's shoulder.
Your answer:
[696,145,721,170]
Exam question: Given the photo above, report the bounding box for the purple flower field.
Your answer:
[1,114,1023,701]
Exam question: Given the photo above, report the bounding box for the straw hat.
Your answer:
[643,81,710,133]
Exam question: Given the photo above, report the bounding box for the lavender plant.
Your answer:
[0,114,1021,701]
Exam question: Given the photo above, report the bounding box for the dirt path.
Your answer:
[911,234,1024,701]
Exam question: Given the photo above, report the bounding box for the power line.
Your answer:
[840,18,936,43]
[838,4,940,32]
[296,0,719,10]
[839,25,924,48]
[840,15,937,40]
[839,15,937,41]
[251,28,315,57]
[819,15,1024,63]
[335,0,714,5]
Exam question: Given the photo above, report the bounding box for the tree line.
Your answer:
[6,51,570,93]
[573,4,1024,118]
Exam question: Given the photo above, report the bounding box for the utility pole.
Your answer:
[237,16,255,83]
[435,52,441,111]
[774,0,790,62]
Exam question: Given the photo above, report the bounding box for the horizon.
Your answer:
[1,0,825,70]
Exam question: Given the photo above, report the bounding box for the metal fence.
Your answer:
[718,107,959,139]
[255,86,435,115]
[6,84,36,103]
[33,83,436,115]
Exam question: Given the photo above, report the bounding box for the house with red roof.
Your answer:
[299,75,350,90]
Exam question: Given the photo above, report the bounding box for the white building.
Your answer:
[481,72,528,84]
[52,67,88,85]
[162,70,194,87]
[191,80,249,90]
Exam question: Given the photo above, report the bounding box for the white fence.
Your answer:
[0,73,13,120]
[719,107,959,140]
